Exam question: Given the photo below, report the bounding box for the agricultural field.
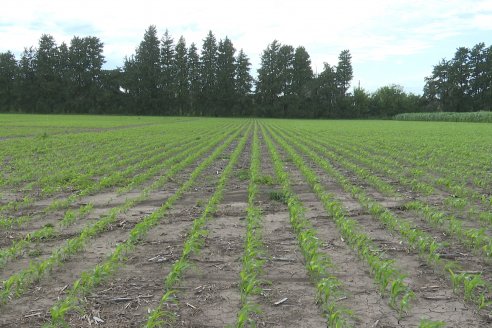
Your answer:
[0,114,492,327]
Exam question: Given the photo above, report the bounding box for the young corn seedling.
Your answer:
[419,319,446,328]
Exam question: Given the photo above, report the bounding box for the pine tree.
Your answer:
[57,42,70,112]
[278,44,294,97]
[335,49,353,117]
[17,47,37,112]
[235,49,253,116]
[68,36,105,113]
[187,42,200,115]
[0,51,18,111]
[36,34,60,112]
[174,36,189,115]
[131,25,161,115]
[256,40,282,116]
[314,63,337,117]
[335,49,353,96]
[216,37,236,116]
[292,46,313,96]
[291,46,313,117]
[199,31,218,116]
[160,29,176,114]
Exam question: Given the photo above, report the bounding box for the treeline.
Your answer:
[424,42,492,112]
[0,26,424,118]
[0,35,114,114]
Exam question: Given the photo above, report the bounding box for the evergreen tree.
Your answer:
[256,40,281,116]
[278,45,294,96]
[174,36,189,115]
[199,31,218,116]
[277,44,295,117]
[187,42,200,115]
[0,51,18,111]
[291,46,313,117]
[17,47,37,112]
[131,25,161,115]
[313,63,337,117]
[292,46,313,96]
[99,68,124,114]
[335,49,353,117]
[235,49,253,116]
[160,29,176,114]
[68,36,105,113]
[216,37,236,116]
[335,49,353,96]
[35,34,60,112]
[122,54,138,114]
[57,42,71,112]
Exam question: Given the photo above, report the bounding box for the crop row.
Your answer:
[265,125,415,318]
[0,129,157,192]
[262,125,353,326]
[271,124,491,313]
[144,124,251,327]
[48,125,249,326]
[0,127,232,270]
[285,127,492,256]
[0,124,242,305]
[0,128,217,230]
[236,124,266,326]
[326,134,492,213]
[324,127,492,195]
[0,122,233,215]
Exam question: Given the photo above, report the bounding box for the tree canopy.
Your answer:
[2,26,478,118]
[424,42,492,112]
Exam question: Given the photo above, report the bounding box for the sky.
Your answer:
[1,0,491,94]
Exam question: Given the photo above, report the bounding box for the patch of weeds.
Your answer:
[196,199,205,207]
[28,249,42,258]
[236,169,249,181]
[255,174,275,185]
[269,190,288,204]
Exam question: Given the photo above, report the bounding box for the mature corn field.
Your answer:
[394,111,492,123]
[0,114,492,327]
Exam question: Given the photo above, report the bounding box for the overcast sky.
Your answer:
[1,0,491,94]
